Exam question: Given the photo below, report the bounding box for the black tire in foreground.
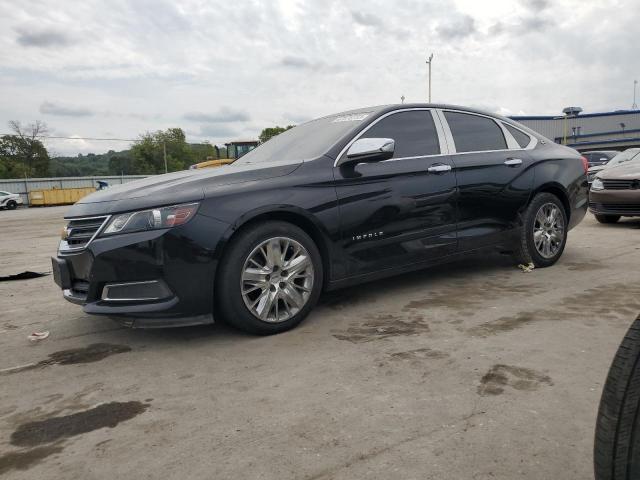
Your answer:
[514,192,568,268]
[6,200,17,210]
[595,214,621,224]
[216,221,323,335]
[594,314,640,480]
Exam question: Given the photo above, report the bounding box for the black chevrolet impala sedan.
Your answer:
[52,104,588,334]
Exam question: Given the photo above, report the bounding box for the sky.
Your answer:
[0,0,638,156]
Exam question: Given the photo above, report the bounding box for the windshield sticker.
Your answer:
[332,113,370,123]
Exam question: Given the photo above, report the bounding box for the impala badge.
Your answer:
[352,231,384,241]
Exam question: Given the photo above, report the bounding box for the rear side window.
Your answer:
[444,112,507,153]
[361,110,440,158]
[504,124,531,148]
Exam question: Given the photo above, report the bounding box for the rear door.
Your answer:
[439,110,535,250]
[334,109,457,277]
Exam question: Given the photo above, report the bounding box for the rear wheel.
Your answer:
[6,200,17,210]
[217,221,323,335]
[513,192,567,267]
[594,315,640,479]
[595,214,620,224]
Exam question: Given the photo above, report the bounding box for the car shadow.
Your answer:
[317,252,517,312]
[121,252,517,344]
[593,218,640,229]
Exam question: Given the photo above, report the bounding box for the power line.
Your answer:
[0,134,218,145]
[0,134,138,141]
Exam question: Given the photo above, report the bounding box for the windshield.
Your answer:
[234,112,372,164]
[605,149,640,168]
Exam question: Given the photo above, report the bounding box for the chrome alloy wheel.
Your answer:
[533,203,565,259]
[240,237,315,323]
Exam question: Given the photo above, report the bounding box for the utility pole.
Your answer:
[426,53,434,103]
[401,95,405,104]
[163,141,168,174]
[633,80,638,110]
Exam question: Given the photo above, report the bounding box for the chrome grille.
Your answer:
[60,216,108,252]
[602,179,640,190]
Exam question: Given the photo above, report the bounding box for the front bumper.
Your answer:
[589,189,640,216]
[52,213,231,328]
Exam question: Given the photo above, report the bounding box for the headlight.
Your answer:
[101,203,199,236]
[591,178,604,191]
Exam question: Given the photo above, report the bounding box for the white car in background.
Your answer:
[0,191,23,210]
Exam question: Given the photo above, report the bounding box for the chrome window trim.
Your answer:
[101,280,168,302]
[499,121,537,150]
[58,215,111,254]
[333,107,540,167]
[333,108,446,167]
[438,108,539,155]
[434,109,455,154]
[499,122,521,150]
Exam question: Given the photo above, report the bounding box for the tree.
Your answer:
[130,128,193,174]
[258,125,295,144]
[108,155,133,176]
[0,120,50,178]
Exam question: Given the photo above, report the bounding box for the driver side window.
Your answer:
[360,110,440,158]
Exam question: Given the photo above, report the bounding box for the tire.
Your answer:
[513,192,568,267]
[6,200,17,210]
[216,221,323,335]
[594,315,640,480]
[596,214,620,224]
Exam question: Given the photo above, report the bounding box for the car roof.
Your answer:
[318,103,542,137]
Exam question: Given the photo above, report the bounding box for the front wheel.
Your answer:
[6,200,17,210]
[513,192,568,268]
[595,214,620,224]
[217,221,323,335]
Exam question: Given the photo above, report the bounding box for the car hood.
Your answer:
[65,159,302,218]
[597,162,640,180]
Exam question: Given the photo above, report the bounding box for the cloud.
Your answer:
[183,107,250,123]
[0,0,635,157]
[15,28,74,48]
[349,10,409,39]
[520,16,554,32]
[39,101,94,117]
[488,14,555,36]
[435,14,477,40]
[196,124,239,138]
[526,0,550,11]
[279,56,345,73]
[351,11,383,28]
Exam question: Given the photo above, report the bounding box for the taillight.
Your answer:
[580,156,589,173]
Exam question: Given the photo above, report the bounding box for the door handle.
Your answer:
[504,158,523,167]
[427,164,452,173]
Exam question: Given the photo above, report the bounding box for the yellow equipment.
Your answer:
[189,158,235,170]
[29,187,96,206]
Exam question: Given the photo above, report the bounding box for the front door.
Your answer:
[334,109,458,277]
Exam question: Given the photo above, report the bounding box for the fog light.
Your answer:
[101,280,172,302]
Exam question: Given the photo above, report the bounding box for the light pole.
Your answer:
[633,80,638,110]
[401,95,405,104]
[426,53,434,103]
[163,141,168,173]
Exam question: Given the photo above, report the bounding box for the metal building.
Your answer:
[510,108,640,152]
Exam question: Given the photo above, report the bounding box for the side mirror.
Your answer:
[338,138,395,167]
[600,157,608,162]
